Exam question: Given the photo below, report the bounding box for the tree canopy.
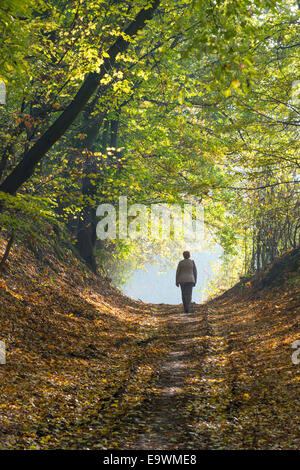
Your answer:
[0,0,299,285]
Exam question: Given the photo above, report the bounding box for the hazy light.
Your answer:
[121,250,222,304]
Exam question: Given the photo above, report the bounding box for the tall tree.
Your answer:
[0,0,161,195]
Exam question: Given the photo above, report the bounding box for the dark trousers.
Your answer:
[180,282,194,313]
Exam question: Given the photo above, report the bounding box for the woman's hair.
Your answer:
[183,251,190,259]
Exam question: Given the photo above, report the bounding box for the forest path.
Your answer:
[1,235,299,450]
[124,303,219,450]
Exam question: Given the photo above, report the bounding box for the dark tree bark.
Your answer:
[0,232,15,268]
[75,111,123,271]
[0,0,160,196]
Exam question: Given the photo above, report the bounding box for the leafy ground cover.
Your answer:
[120,281,300,450]
[0,237,166,449]
[0,237,299,449]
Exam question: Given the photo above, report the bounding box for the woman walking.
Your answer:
[176,251,197,313]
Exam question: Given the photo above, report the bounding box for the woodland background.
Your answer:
[0,0,299,451]
[0,0,299,289]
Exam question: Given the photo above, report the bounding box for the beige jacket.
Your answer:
[176,258,197,285]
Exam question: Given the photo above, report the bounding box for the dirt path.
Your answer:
[121,291,300,450]
[1,236,299,450]
[125,304,215,450]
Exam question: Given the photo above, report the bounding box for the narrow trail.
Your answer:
[1,237,299,450]
[125,304,218,450]
[121,289,300,450]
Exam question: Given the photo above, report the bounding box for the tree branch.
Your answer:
[0,0,160,195]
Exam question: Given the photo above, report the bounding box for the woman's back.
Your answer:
[176,258,196,284]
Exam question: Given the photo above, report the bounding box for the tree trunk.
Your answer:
[0,0,160,196]
[0,232,15,268]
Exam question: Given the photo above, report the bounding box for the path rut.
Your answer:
[126,305,213,450]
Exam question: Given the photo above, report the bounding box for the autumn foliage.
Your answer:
[0,235,299,449]
[0,235,165,449]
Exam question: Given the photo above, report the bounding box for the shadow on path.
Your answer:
[125,304,212,449]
